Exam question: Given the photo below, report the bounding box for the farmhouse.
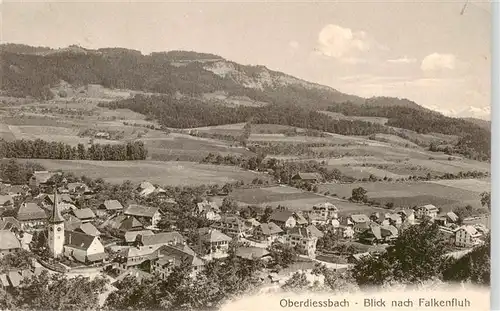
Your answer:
[454,226,483,248]
[196,200,221,221]
[136,231,186,248]
[94,132,110,139]
[416,204,439,220]
[137,181,156,197]
[0,230,21,257]
[269,210,307,229]
[253,222,284,245]
[28,171,57,188]
[310,202,339,220]
[212,215,251,237]
[98,200,124,216]
[63,231,107,264]
[235,247,271,261]
[150,244,204,279]
[71,208,96,223]
[117,245,160,270]
[70,222,101,237]
[397,209,416,225]
[66,182,90,194]
[358,224,398,245]
[197,228,232,260]
[124,204,161,228]
[124,230,154,244]
[446,212,459,223]
[291,172,322,183]
[0,217,22,233]
[284,226,320,259]
[16,202,48,230]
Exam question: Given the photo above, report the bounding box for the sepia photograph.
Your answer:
[0,1,492,310]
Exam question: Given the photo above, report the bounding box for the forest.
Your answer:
[0,139,147,161]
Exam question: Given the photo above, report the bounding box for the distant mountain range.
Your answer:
[0,43,491,161]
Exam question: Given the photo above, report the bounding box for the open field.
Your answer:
[229,185,386,214]
[425,178,491,193]
[16,159,271,186]
[318,181,488,212]
[318,111,389,125]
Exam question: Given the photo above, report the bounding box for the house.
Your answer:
[397,209,416,224]
[269,210,300,229]
[124,204,161,228]
[416,204,439,219]
[117,245,161,270]
[235,247,271,261]
[113,269,153,285]
[16,202,48,230]
[212,215,251,238]
[136,231,186,248]
[118,216,145,233]
[291,172,322,183]
[71,208,96,223]
[0,217,22,233]
[95,132,110,139]
[310,202,339,220]
[253,222,284,245]
[348,252,372,264]
[124,230,154,244]
[28,171,57,188]
[1,185,27,198]
[66,182,90,194]
[63,231,107,264]
[454,226,483,248]
[197,228,232,260]
[0,230,21,257]
[137,182,156,197]
[0,195,14,208]
[285,226,319,259]
[385,213,403,227]
[72,223,101,237]
[97,200,124,216]
[196,200,221,221]
[446,212,459,223]
[339,225,355,239]
[358,224,398,245]
[151,244,204,279]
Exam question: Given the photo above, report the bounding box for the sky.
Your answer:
[1,0,492,119]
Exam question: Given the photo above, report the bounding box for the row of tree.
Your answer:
[0,139,147,161]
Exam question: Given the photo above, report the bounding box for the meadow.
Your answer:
[17,159,271,186]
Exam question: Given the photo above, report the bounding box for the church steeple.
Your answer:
[48,189,64,223]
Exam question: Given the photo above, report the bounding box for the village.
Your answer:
[0,168,490,295]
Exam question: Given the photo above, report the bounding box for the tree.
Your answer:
[260,206,273,223]
[267,241,297,269]
[442,234,490,285]
[14,270,108,311]
[453,205,475,224]
[220,197,238,214]
[281,272,310,292]
[351,187,368,203]
[353,220,448,286]
[480,192,491,209]
[0,249,34,272]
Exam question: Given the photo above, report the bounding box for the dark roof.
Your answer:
[124,230,154,243]
[0,217,21,231]
[270,210,294,223]
[120,216,144,231]
[139,232,185,246]
[157,244,204,268]
[64,231,97,250]
[48,192,64,223]
[259,222,283,235]
[72,208,96,220]
[124,204,159,218]
[0,230,21,250]
[17,203,47,221]
[101,200,123,211]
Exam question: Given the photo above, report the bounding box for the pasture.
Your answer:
[17,159,270,186]
[229,185,386,214]
[317,181,487,212]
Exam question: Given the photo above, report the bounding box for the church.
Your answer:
[47,191,107,264]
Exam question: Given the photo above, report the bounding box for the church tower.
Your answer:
[47,190,65,258]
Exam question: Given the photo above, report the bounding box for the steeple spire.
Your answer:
[49,188,64,223]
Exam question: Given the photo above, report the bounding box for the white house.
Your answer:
[416,204,439,219]
[454,226,483,248]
